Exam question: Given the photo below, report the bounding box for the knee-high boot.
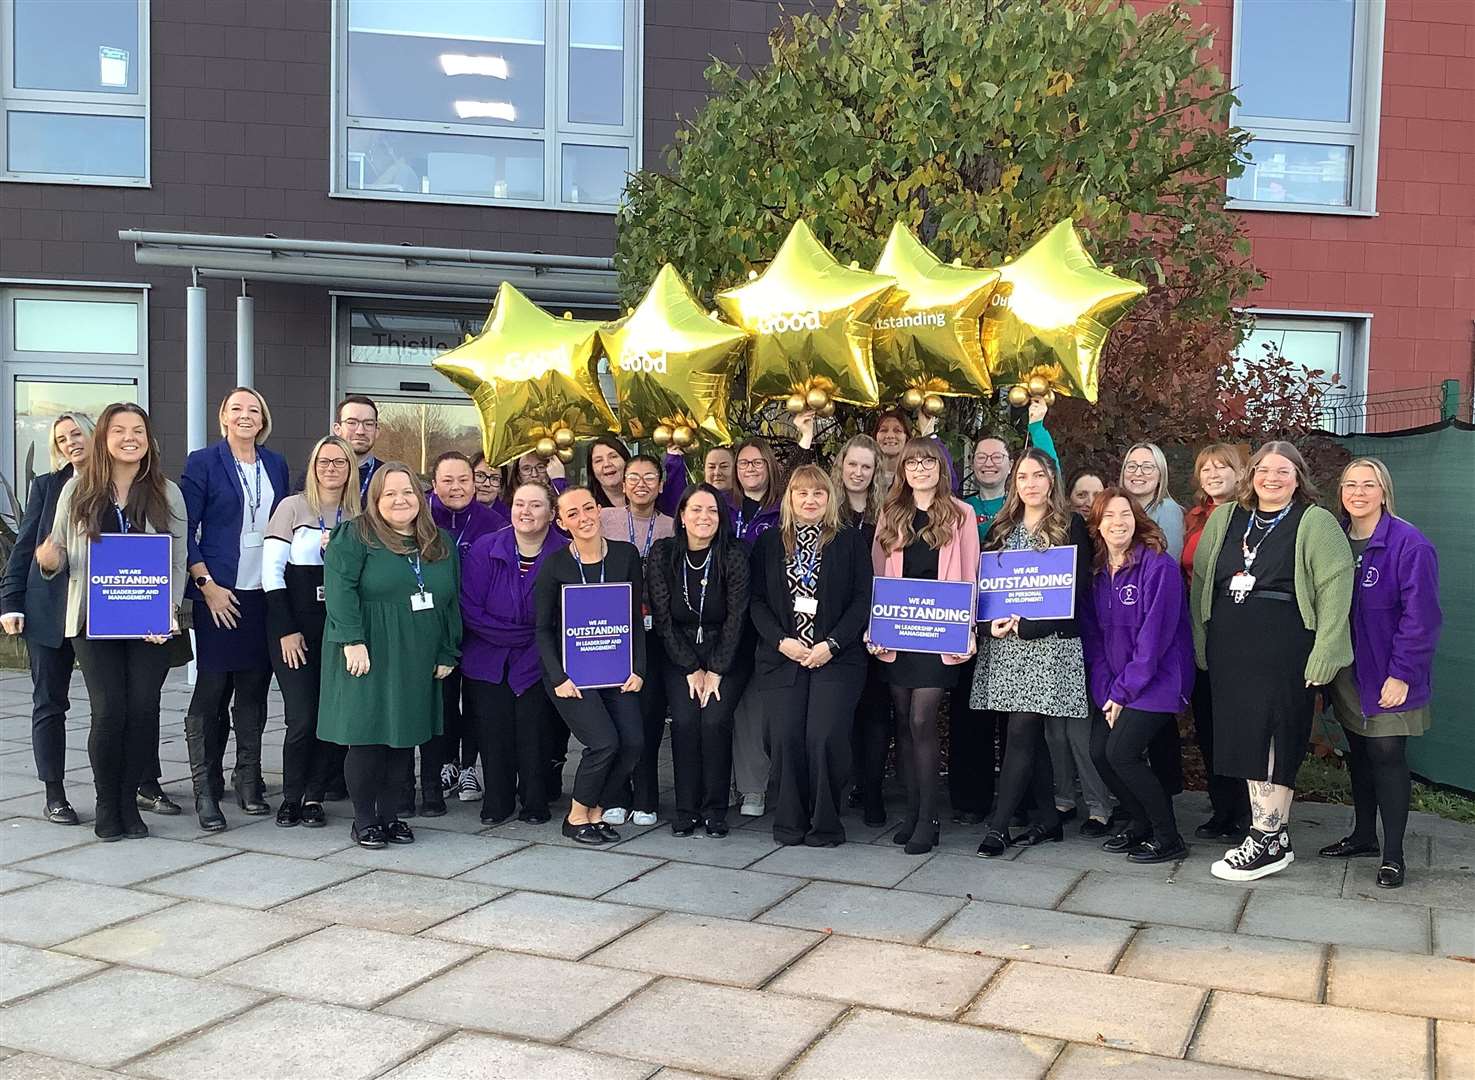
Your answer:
[185,708,226,830]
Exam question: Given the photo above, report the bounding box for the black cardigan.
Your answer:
[533,539,647,685]
[646,536,750,676]
[749,524,873,686]
[982,512,1093,641]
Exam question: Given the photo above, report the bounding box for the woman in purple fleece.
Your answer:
[1081,488,1194,864]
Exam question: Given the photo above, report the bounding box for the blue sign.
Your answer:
[86,534,173,639]
[976,546,1078,621]
[562,582,634,689]
[868,576,976,655]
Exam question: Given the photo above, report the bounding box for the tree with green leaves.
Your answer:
[616,0,1263,461]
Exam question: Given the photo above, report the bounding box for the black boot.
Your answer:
[233,775,270,815]
[118,791,149,839]
[185,711,228,831]
[195,795,227,831]
[93,787,124,842]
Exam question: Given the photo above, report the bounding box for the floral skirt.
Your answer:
[971,633,1089,719]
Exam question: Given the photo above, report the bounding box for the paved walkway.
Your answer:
[0,668,1471,1080]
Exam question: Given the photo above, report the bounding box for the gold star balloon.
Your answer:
[433,281,617,467]
[597,264,748,449]
[872,222,1001,412]
[715,219,894,412]
[981,219,1147,403]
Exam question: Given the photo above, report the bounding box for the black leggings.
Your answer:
[890,686,945,830]
[1089,708,1181,845]
[988,712,1060,834]
[345,744,413,831]
[1345,729,1410,863]
[852,663,893,819]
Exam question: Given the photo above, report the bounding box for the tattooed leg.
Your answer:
[1248,745,1294,832]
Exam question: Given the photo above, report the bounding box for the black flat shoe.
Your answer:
[892,817,918,845]
[1128,837,1188,863]
[195,796,227,832]
[1194,817,1245,840]
[233,779,270,816]
[1015,824,1064,846]
[353,823,387,849]
[419,796,448,818]
[137,790,182,816]
[1102,830,1149,853]
[44,801,80,825]
[1318,836,1381,859]
[976,829,1009,858]
[385,820,415,845]
[1056,807,1078,825]
[479,809,513,827]
[300,803,327,828]
[275,802,301,828]
[1079,818,1111,838]
[122,821,149,839]
[905,819,939,855]
[705,819,729,838]
[671,819,697,837]
[561,819,605,845]
[1376,861,1405,889]
[518,809,551,825]
[596,822,620,842]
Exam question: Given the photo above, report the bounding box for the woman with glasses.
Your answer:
[470,452,503,509]
[1192,442,1353,881]
[263,435,361,829]
[871,439,980,855]
[1121,443,1185,560]
[1319,459,1440,889]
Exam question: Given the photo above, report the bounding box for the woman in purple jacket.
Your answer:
[1081,489,1194,864]
[1319,459,1441,889]
[460,480,564,825]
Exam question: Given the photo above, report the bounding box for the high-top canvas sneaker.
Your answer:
[1211,827,1294,881]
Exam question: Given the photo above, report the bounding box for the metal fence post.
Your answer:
[1441,379,1460,422]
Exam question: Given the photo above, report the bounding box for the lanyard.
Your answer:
[627,509,657,558]
[235,457,263,525]
[406,550,427,595]
[358,460,374,500]
[114,504,130,534]
[683,547,712,643]
[448,507,472,550]
[793,538,820,590]
[318,506,343,534]
[575,540,607,585]
[1241,504,1292,571]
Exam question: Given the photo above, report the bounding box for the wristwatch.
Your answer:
[193,573,212,588]
[825,637,840,654]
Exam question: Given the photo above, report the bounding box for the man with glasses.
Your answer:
[333,395,385,502]
[964,398,1059,540]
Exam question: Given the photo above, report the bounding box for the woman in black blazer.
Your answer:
[750,464,874,847]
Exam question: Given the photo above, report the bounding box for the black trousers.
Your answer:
[466,675,553,820]
[430,670,478,773]
[665,663,748,825]
[620,638,668,812]
[393,739,444,816]
[766,670,864,845]
[1090,708,1182,845]
[852,661,893,819]
[184,667,271,796]
[27,637,73,783]
[550,684,644,809]
[270,635,342,804]
[72,637,171,831]
[344,744,412,831]
[1191,667,1249,825]
[947,656,999,816]
[988,712,1061,834]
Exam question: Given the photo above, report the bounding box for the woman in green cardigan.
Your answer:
[318,464,461,850]
[1191,441,1352,882]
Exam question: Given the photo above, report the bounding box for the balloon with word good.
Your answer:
[433,282,617,467]
[872,222,1000,410]
[715,219,893,412]
[981,219,1146,404]
[598,264,748,449]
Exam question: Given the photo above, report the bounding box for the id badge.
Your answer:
[320,532,331,553]
[794,596,818,616]
[410,591,434,611]
[315,585,325,603]
[643,614,653,632]
[1229,571,1255,604]
[242,532,264,549]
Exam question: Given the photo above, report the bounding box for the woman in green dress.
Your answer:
[318,463,461,849]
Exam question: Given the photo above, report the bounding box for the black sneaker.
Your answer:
[1079,817,1111,838]
[1211,828,1293,881]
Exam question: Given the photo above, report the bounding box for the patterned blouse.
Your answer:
[786,524,823,645]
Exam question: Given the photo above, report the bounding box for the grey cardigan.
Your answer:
[44,477,189,638]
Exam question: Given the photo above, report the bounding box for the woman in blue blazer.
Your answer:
[179,387,290,830]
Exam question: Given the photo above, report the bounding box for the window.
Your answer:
[333,0,639,212]
[0,0,149,185]
[1233,312,1368,431]
[1227,0,1384,214]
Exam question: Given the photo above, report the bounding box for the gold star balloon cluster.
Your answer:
[433,218,1145,466]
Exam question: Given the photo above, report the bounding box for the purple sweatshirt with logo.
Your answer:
[1081,546,1194,714]
[1347,513,1441,717]
[430,494,506,558]
[459,526,562,693]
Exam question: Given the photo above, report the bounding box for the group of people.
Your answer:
[1,389,1441,887]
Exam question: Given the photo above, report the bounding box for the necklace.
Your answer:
[682,547,713,644]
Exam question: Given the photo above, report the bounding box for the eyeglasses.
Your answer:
[975,453,1007,466]
[474,473,496,486]
[338,418,378,431]
[1255,467,1295,479]
[736,460,766,472]
[1340,481,1380,493]
[316,458,351,471]
[626,474,659,488]
[1123,462,1159,475]
[904,457,939,470]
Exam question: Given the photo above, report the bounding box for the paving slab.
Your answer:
[1435,908,1475,958]
[748,842,926,887]
[1328,945,1475,1022]
[601,859,802,919]
[456,842,662,898]
[893,854,1080,907]
[1171,847,1350,897]
[285,869,505,934]
[1190,991,1430,1080]
[59,899,321,976]
[770,933,1000,1017]
[487,813,661,849]
[15,835,229,886]
[1059,871,1248,932]
[1437,1020,1475,1080]
[0,968,262,1068]
[381,1030,655,1080]
[1114,924,1326,1001]
[0,942,106,1005]
[612,825,782,868]
[786,1007,1058,1079]
[0,817,94,865]
[324,828,525,877]
[141,850,365,909]
[197,815,357,858]
[589,911,821,988]
[211,923,478,1008]
[379,948,650,1040]
[1238,889,1431,953]
[424,889,657,959]
[928,899,1135,971]
[965,961,1207,1058]
[0,878,175,947]
[570,977,843,1080]
[1010,837,1186,877]
[1050,1044,1281,1078]
[757,880,964,944]
[1343,863,1475,912]
[0,1055,128,1079]
[128,998,443,1080]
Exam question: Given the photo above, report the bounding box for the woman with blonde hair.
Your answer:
[870,438,979,854]
[831,433,886,540]
[751,465,873,846]
[1318,458,1440,889]
[1121,441,1185,559]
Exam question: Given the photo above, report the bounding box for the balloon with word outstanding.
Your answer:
[980,219,1146,403]
[872,222,1000,406]
[715,219,893,412]
[433,282,616,467]
[597,263,748,449]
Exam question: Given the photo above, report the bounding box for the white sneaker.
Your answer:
[1211,828,1294,881]
[439,763,460,799]
[602,807,629,825]
[740,793,765,817]
[631,810,657,826]
[457,765,483,802]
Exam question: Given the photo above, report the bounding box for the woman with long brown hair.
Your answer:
[36,403,188,841]
[870,438,979,854]
[317,464,461,849]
